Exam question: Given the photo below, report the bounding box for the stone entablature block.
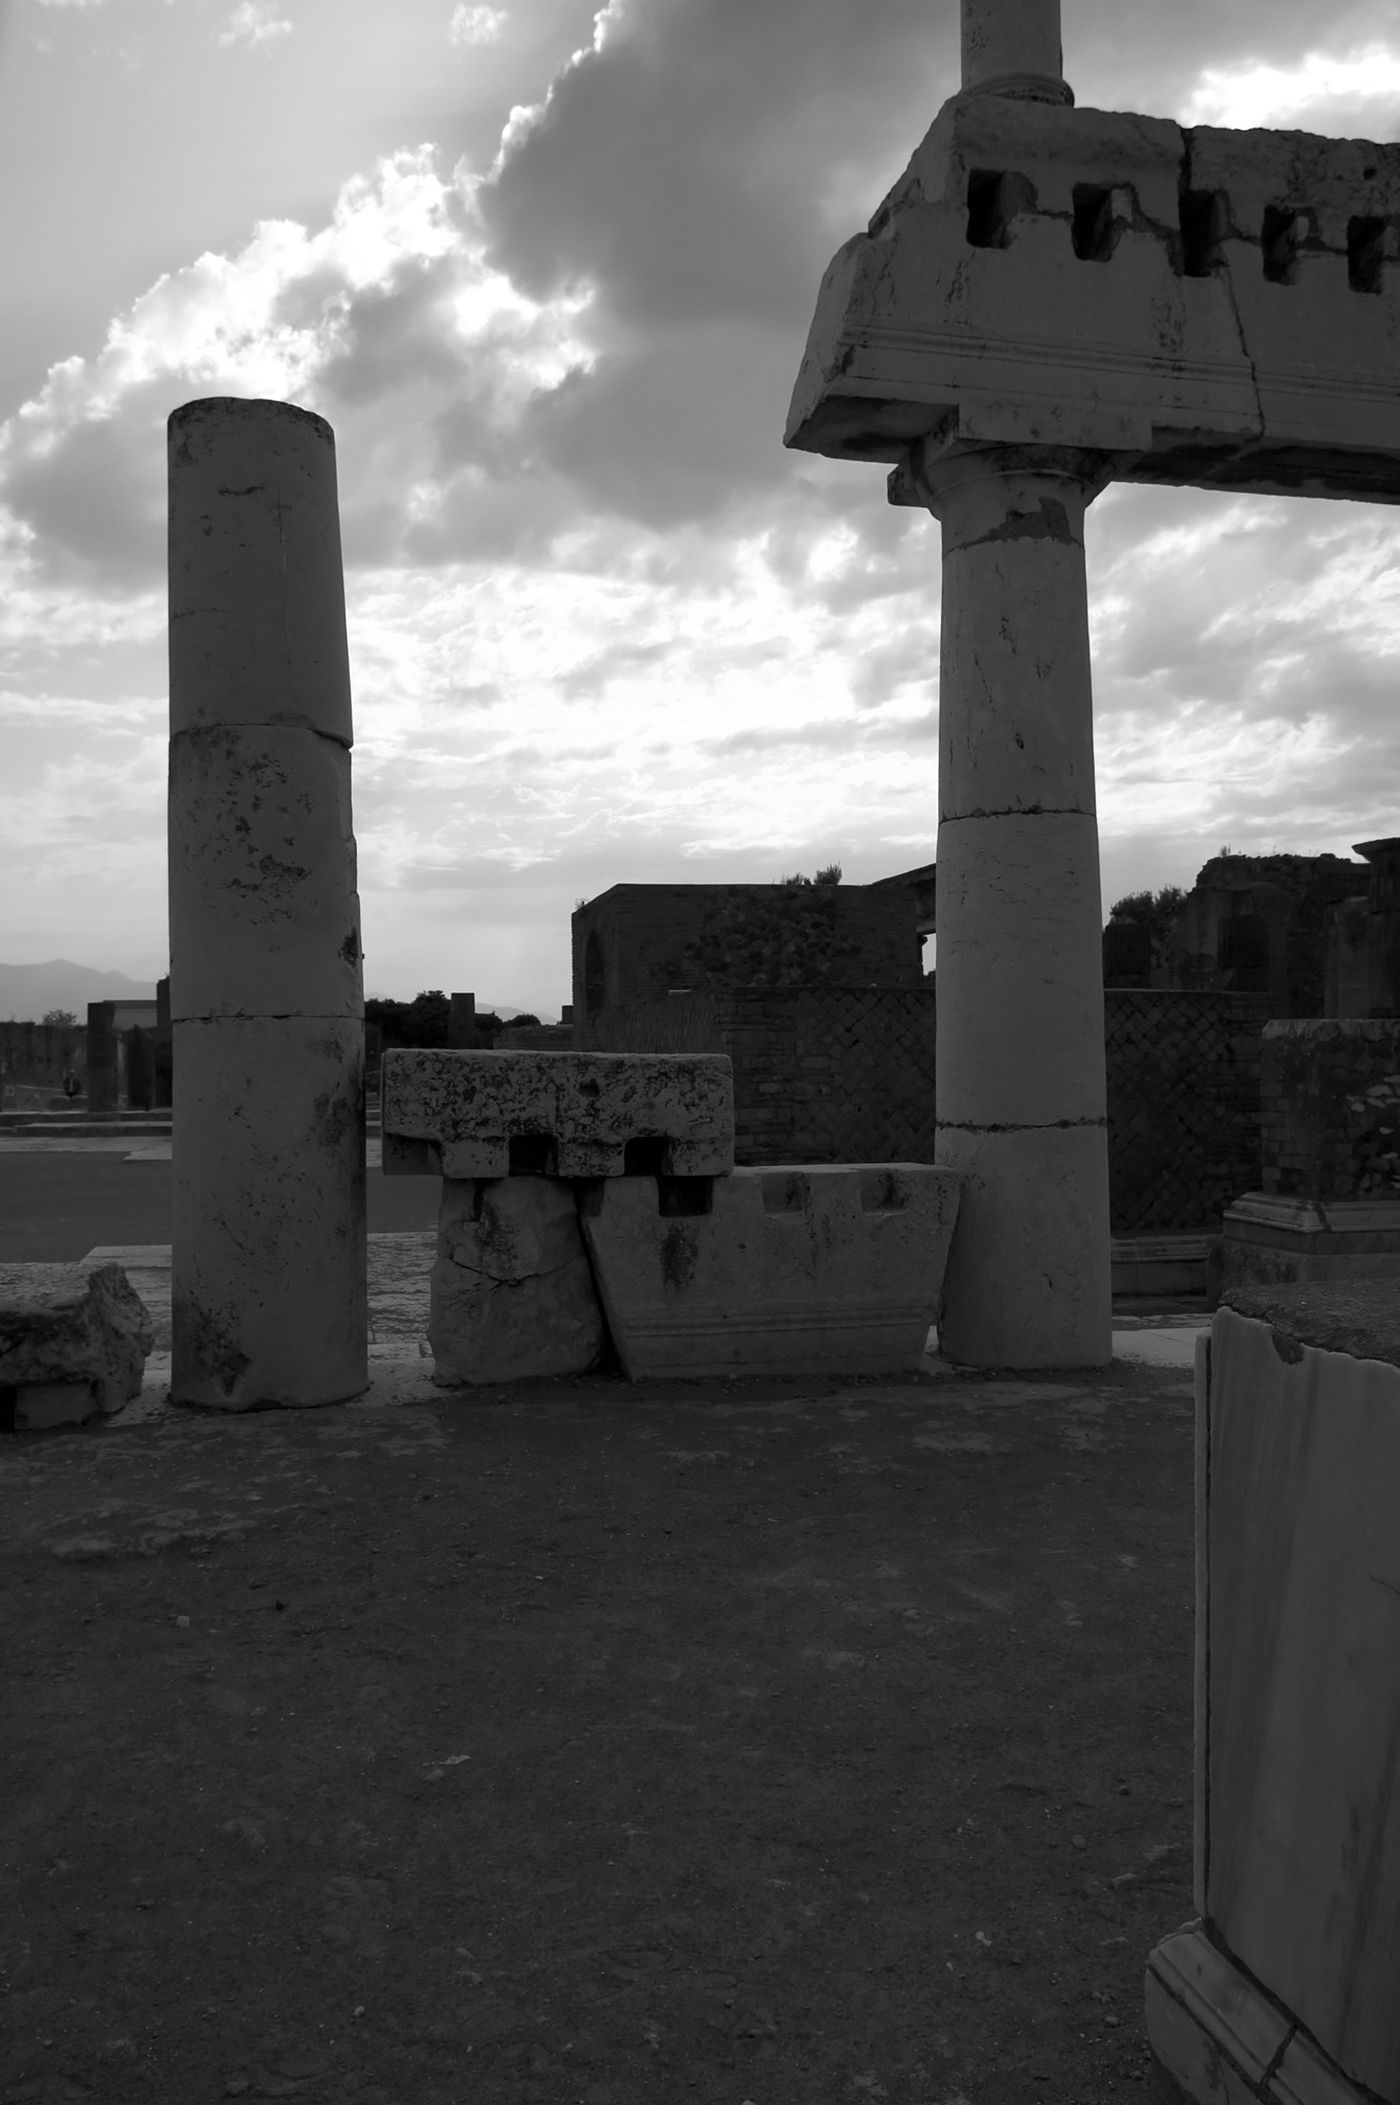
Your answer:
[577,1163,960,1380]
[380,1049,735,1180]
[787,94,1400,501]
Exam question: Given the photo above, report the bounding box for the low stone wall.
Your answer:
[1261,1018,1400,1199]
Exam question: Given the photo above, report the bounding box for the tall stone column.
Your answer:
[959,0,1071,103]
[168,397,367,1408]
[915,444,1112,1369]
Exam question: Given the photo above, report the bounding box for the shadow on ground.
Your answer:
[2,1275,1199,2105]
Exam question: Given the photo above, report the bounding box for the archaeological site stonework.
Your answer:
[785,0,1400,2093]
[786,0,1400,1373]
[167,398,368,1410]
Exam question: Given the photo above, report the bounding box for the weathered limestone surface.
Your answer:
[1222,1193,1400,1291]
[918,450,1112,1368]
[168,397,367,1410]
[381,1049,734,1179]
[787,87,1400,501]
[1145,1302,1400,2104]
[172,1017,367,1407]
[580,1164,960,1380]
[168,726,360,1019]
[429,1177,605,1384]
[959,0,1067,100]
[1,1264,154,1429]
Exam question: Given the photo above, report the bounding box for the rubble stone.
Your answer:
[429,1176,606,1384]
[1,1264,155,1430]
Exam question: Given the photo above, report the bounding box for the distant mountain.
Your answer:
[478,1000,558,1024]
[0,960,158,1023]
[362,993,558,1023]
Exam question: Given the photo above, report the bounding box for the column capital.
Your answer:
[890,437,1117,544]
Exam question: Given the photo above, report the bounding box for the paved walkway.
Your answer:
[1,1230,1208,1431]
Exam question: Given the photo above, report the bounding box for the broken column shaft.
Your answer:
[167,397,367,1409]
[917,445,1112,1368]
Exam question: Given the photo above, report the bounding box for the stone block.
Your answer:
[168,397,354,744]
[169,725,362,1021]
[429,1176,605,1384]
[0,1263,154,1430]
[172,1014,366,1409]
[579,1163,959,1379]
[381,1049,734,1179]
[1198,1304,1400,2096]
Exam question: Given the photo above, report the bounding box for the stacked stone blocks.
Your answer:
[380,1048,959,1383]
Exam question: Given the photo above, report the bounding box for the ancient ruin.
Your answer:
[380,1045,958,1383]
[786,0,1400,1376]
[785,0,1400,2094]
[167,398,368,1409]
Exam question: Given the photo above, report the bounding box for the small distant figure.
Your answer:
[61,1070,82,1104]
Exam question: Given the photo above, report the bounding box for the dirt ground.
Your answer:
[1,1319,1200,2105]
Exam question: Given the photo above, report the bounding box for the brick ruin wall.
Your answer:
[573,884,922,1013]
[1104,991,1265,1232]
[1261,1019,1400,1199]
[583,985,1266,1231]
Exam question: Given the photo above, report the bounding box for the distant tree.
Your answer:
[41,1008,78,1028]
[504,1013,541,1029]
[1103,885,1188,986]
[363,989,451,1049]
[778,863,843,887]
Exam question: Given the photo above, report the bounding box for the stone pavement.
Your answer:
[0,1231,1206,1431]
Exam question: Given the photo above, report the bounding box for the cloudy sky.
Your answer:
[3,0,1400,1012]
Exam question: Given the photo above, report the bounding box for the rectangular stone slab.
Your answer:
[1195,1304,1400,2097]
[380,1050,734,1179]
[579,1163,960,1379]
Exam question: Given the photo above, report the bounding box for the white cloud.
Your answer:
[449,4,507,47]
[1182,42,1400,127]
[0,145,597,585]
[9,0,1400,1003]
[218,2,292,51]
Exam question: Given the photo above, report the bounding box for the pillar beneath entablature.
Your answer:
[908,442,1112,1369]
[959,0,1072,103]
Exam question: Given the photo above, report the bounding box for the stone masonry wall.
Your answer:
[572,885,922,1016]
[580,987,936,1164]
[584,985,1266,1228]
[1261,1018,1400,1199]
[1105,990,1265,1232]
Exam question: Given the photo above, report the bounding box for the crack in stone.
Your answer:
[938,1117,1109,1132]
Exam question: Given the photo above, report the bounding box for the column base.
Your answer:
[935,1122,1111,1368]
[1145,1924,1385,2105]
